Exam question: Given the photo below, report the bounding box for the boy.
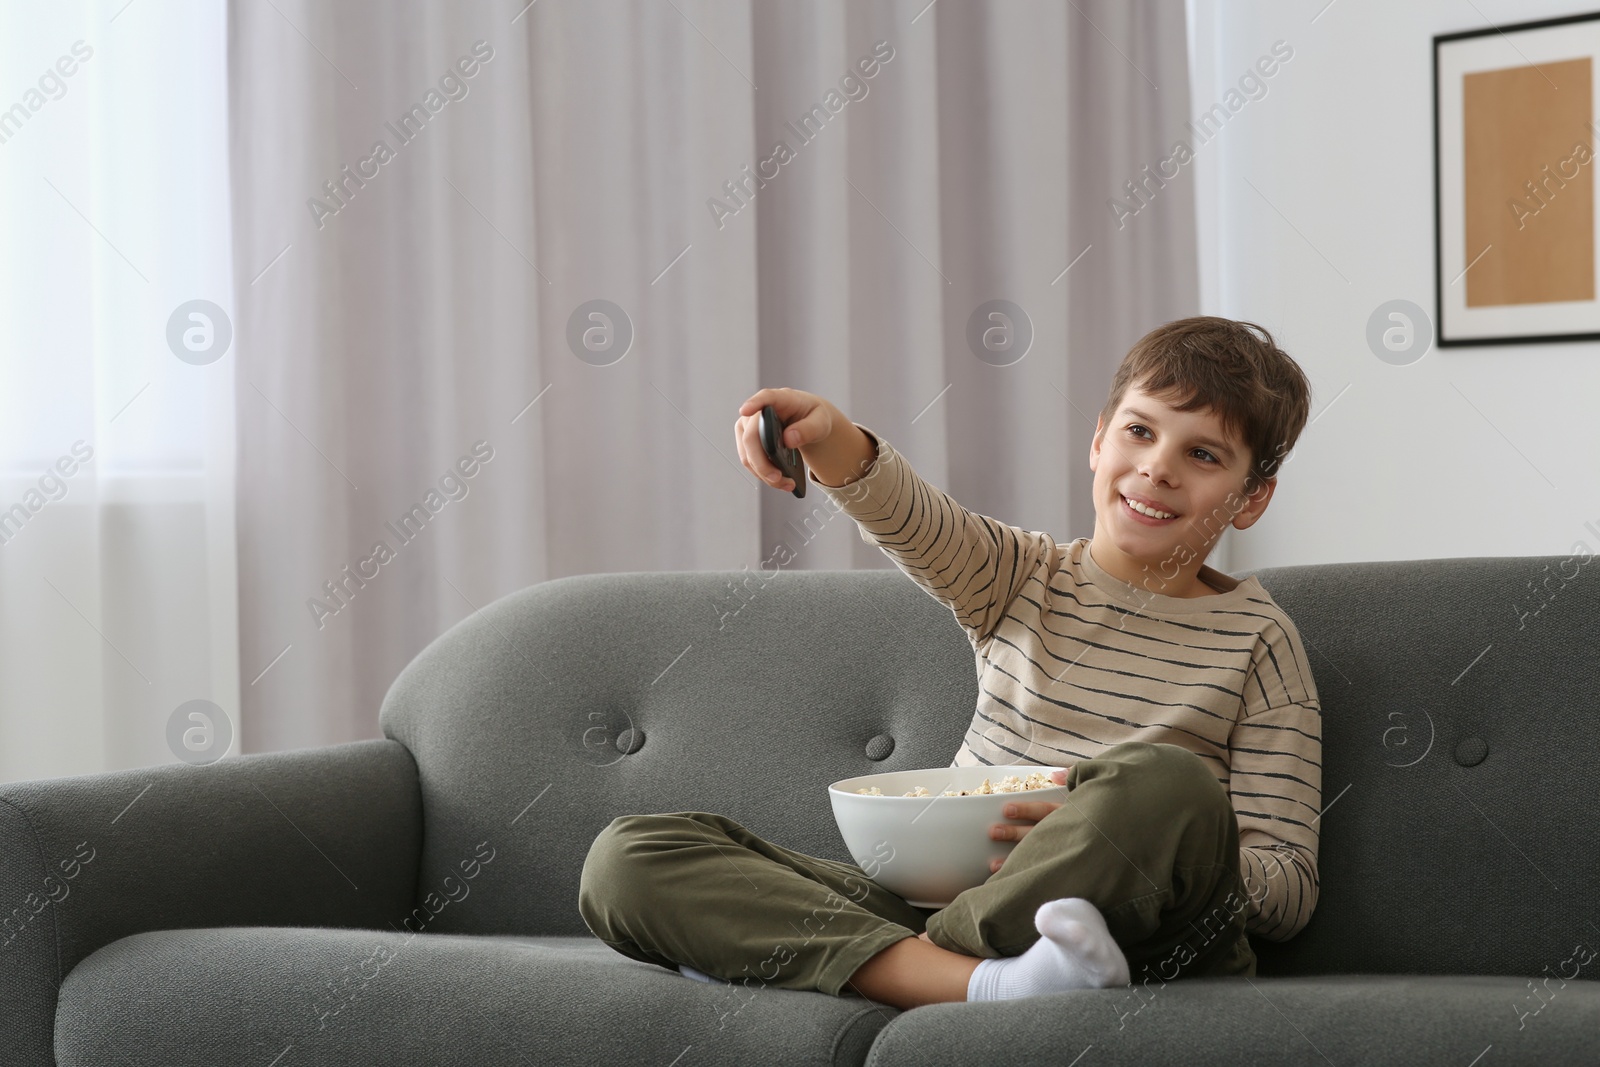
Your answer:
[579,316,1321,1011]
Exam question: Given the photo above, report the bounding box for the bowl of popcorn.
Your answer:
[827,765,1069,908]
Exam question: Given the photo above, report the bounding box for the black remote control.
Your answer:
[758,405,807,498]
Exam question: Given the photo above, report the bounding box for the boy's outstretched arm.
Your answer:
[735,387,1057,651]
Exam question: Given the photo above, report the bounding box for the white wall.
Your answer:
[1189,0,1600,571]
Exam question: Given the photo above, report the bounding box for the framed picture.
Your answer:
[1435,10,1600,346]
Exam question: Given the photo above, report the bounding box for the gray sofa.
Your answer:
[3,557,1597,1065]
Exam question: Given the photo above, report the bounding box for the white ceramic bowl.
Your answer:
[828,765,1069,908]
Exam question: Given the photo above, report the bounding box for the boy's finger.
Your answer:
[1001,801,1051,821]
[737,416,785,484]
[737,387,787,416]
[990,822,1038,843]
[734,418,756,472]
[779,407,828,449]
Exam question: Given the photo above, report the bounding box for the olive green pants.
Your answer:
[578,741,1257,998]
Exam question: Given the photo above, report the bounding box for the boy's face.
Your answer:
[1088,380,1276,594]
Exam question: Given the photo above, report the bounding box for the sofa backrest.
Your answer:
[379,569,979,943]
[379,557,1599,978]
[1236,552,1598,979]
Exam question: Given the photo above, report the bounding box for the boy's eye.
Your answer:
[1125,424,1219,464]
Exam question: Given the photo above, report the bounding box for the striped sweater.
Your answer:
[814,426,1322,942]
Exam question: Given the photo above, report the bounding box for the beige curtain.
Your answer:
[227,0,1198,753]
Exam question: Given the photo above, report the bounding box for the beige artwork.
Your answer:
[1463,56,1594,306]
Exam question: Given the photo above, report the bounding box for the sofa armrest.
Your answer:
[0,738,420,1067]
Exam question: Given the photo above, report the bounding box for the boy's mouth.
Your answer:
[1120,493,1179,522]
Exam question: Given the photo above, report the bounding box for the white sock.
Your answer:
[678,963,728,984]
[966,898,1130,1001]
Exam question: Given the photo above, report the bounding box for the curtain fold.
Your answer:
[227,0,1198,753]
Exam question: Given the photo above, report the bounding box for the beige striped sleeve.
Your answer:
[814,424,1058,651]
[1230,616,1323,940]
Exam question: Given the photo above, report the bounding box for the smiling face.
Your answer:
[1088,380,1276,597]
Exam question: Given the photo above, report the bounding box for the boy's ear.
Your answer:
[1089,416,1103,471]
[1231,476,1276,531]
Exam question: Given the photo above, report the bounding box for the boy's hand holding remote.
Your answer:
[734,387,875,491]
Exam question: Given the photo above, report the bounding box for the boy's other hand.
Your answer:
[735,387,836,492]
[986,768,1070,874]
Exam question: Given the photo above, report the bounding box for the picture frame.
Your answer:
[1434,10,1600,346]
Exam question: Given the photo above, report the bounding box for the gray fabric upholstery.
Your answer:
[380,562,1600,975]
[5,557,1597,1065]
[54,930,887,1067]
[0,739,421,1067]
[863,975,1599,1065]
[377,570,991,939]
[1237,556,1600,981]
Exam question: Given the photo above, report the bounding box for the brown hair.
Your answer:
[1096,317,1312,496]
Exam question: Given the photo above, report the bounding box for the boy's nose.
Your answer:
[1139,457,1177,485]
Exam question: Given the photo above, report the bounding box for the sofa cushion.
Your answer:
[862,974,1600,1066]
[55,928,894,1067]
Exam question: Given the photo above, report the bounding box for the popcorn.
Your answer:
[856,771,1057,797]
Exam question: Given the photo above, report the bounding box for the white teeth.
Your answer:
[1123,495,1175,519]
